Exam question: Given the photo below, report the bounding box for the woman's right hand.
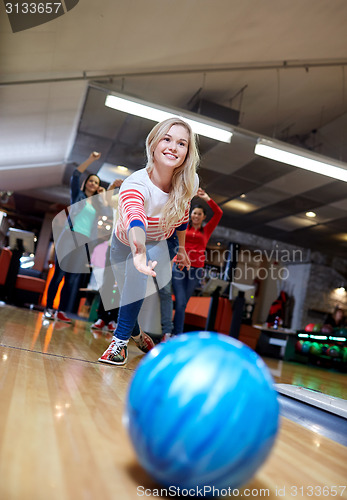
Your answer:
[108,179,123,190]
[176,247,191,270]
[196,187,211,202]
[129,226,157,277]
[91,152,101,160]
[133,251,157,277]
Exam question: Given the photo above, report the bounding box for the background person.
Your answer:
[324,306,346,328]
[171,188,223,335]
[44,152,106,323]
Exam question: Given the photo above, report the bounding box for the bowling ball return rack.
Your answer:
[284,330,347,372]
[276,384,347,446]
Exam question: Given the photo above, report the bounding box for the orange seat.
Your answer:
[0,247,12,286]
[172,295,212,330]
[184,296,212,329]
[0,247,46,304]
[214,297,260,349]
[15,275,46,294]
[172,294,260,351]
[214,297,232,333]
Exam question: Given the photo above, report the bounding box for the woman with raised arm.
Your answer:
[171,188,223,335]
[44,152,106,323]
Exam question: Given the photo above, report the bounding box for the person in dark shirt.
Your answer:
[44,152,106,323]
[324,306,345,328]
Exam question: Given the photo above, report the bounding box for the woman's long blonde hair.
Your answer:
[145,117,199,228]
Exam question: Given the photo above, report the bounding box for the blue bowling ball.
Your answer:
[124,332,280,492]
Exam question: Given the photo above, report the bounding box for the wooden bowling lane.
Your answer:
[0,304,346,499]
[0,303,143,366]
[0,345,142,500]
[249,418,347,498]
[263,357,347,400]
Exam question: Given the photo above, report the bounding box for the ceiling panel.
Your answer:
[266,216,317,232]
[329,199,347,211]
[223,199,262,214]
[242,186,290,206]
[207,175,260,198]
[198,167,226,187]
[233,157,294,183]
[265,169,332,195]
[298,205,347,224]
[202,132,257,174]
[303,181,347,204]
[266,195,321,214]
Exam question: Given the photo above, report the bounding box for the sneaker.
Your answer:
[91,319,105,330]
[98,338,128,365]
[52,321,69,331]
[55,311,72,323]
[132,328,155,353]
[107,320,117,332]
[43,308,55,320]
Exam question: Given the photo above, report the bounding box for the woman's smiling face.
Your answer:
[190,207,206,227]
[153,124,189,171]
[85,175,100,196]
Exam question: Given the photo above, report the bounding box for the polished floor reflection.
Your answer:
[0,303,346,500]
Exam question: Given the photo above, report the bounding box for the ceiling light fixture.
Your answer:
[254,138,347,182]
[306,211,316,218]
[105,93,233,143]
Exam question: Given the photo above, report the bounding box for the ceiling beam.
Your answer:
[1,58,347,86]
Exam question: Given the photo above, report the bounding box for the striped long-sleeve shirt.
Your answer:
[115,168,199,245]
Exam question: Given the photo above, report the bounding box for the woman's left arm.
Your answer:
[71,152,102,203]
[175,229,191,270]
[76,152,101,173]
[196,188,223,237]
[105,179,123,208]
[96,185,107,206]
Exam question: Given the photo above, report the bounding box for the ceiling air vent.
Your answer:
[190,99,240,126]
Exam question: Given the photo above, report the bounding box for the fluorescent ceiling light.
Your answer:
[254,138,347,182]
[105,94,233,143]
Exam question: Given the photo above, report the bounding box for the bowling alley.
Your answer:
[1,1,346,498]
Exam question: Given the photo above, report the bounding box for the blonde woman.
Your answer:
[98,118,199,365]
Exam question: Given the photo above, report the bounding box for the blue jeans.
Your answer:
[110,235,172,341]
[97,246,119,323]
[158,280,173,334]
[46,256,80,311]
[172,264,201,334]
[47,229,91,312]
[156,231,178,334]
